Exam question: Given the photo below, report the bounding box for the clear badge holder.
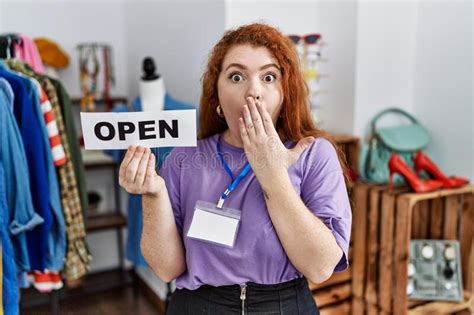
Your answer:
[186,200,242,248]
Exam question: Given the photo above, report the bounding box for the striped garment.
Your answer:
[34,80,67,167]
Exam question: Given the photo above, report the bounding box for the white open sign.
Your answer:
[80,110,197,149]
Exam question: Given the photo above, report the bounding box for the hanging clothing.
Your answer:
[0,162,20,315]
[1,77,40,314]
[6,61,91,282]
[0,242,2,315]
[50,78,89,221]
[5,61,67,273]
[0,62,50,272]
[50,77,92,283]
[0,65,47,271]
[27,78,66,271]
[12,69,65,273]
[13,34,45,75]
[105,95,195,266]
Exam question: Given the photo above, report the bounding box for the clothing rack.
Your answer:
[0,50,134,313]
[19,98,138,315]
[0,34,23,59]
[0,34,23,45]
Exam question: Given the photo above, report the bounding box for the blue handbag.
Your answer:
[359,108,430,184]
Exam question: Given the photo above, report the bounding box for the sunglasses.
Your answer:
[287,34,321,45]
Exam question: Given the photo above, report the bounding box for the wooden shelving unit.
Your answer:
[83,153,128,232]
[408,291,473,314]
[351,183,473,315]
[86,212,127,232]
[71,96,128,105]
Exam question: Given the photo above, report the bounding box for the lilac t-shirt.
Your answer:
[160,133,352,290]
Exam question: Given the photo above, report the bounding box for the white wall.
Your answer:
[124,0,225,105]
[0,1,3,32]
[413,0,473,181]
[315,0,357,134]
[226,0,318,31]
[353,0,418,139]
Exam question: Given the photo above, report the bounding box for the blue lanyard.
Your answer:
[216,136,252,208]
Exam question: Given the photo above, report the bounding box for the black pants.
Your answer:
[166,277,319,314]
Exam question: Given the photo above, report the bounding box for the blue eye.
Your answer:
[263,73,277,83]
[229,73,243,82]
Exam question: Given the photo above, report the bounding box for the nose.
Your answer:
[245,78,262,101]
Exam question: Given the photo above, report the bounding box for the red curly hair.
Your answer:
[198,23,350,187]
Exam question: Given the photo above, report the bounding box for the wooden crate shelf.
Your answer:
[351,183,473,315]
[313,282,352,309]
[320,300,352,315]
[408,290,472,314]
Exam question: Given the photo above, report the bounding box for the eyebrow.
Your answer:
[225,63,280,71]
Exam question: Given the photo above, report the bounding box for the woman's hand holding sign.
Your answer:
[119,145,166,198]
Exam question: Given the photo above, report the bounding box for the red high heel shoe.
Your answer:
[414,151,470,189]
[388,153,444,193]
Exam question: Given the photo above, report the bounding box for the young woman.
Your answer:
[119,23,352,314]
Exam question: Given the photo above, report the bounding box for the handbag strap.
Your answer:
[370,107,421,133]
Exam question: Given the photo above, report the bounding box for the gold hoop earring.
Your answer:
[216,105,225,118]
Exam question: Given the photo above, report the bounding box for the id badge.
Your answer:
[186,200,242,248]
